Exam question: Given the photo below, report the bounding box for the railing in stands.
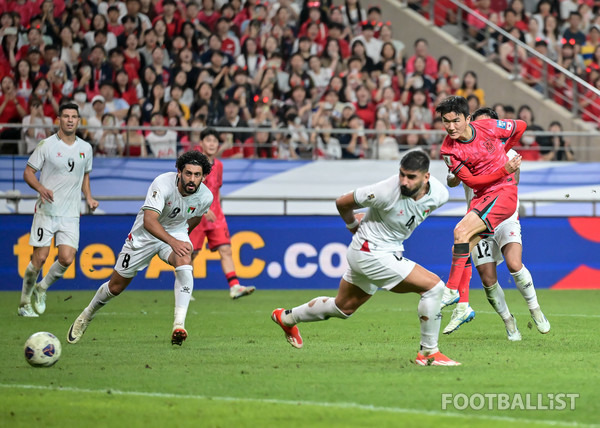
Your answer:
[0,194,597,217]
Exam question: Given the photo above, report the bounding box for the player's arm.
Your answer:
[446,172,461,187]
[187,216,202,233]
[455,155,522,187]
[23,164,53,203]
[143,209,191,257]
[336,191,362,233]
[81,172,99,212]
[503,120,527,152]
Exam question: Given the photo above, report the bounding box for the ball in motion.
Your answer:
[24,332,62,367]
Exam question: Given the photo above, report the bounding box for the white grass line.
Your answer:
[0,384,596,428]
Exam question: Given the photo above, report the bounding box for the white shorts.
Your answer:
[29,213,80,250]
[472,218,522,267]
[114,232,192,278]
[343,247,417,295]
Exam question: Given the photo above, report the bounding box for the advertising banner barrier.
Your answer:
[2,215,598,291]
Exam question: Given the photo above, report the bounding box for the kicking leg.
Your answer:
[272,279,370,348]
[67,271,132,344]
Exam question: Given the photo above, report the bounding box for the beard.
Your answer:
[401,183,422,197]
[181,179,198,195]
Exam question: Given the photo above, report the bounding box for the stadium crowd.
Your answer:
[0,0,581,161]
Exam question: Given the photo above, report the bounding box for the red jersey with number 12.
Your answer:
[440,119,520,197]
[198,158,226,231]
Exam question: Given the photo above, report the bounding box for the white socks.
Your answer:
[285,296,349,325]
[173,265,194,327]
[38,261,69,291]
[84,281,115,319]
[511,265,539,310]
[484,282,511,320]
[20,262,40,305]
[419,281,444,352]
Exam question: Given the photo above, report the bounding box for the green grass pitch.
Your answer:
[1,289,599,428]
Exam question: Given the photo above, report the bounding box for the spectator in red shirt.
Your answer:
[353,84,376,128]
[514,131,542,160]
[153,0,182,38]
[198,0,221,32]
[405,38,438,77]
[521,39,554,94]
[327,23,351,58]
[0,75,28,146]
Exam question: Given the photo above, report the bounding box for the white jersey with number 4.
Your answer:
[27,133,93,218]
[351,175,449,253]
[126,172,213,248]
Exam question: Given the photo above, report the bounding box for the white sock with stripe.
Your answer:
[286,296,349,325]
[20,262,41,305]
[174,265,194,327]
[511,265,539,310]
[418,281,444,354]
[484,282,511,320]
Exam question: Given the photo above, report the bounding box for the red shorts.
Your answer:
[189,226,231,251]
[469,186,518,235]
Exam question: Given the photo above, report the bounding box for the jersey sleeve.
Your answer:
[85,144,93,173]
[455,163,509,188]
[26,139,47,171]
[492,119,527,152]
[142,177,166,214]
[353,176,396,210]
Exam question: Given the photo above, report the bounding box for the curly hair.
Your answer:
[176,151,212,177]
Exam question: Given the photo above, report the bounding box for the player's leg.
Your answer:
[272,278,368,349]
[166,240,195,345]
[272,247,377,349]
[443,254,476,335]
[18,245,49,317]
[67,270,134,344]
[207,226,256,299]
[444,211,485,299]
[31,244,76,315]
[216,244,256,299]
[67,240,152,344]
[477,260,521,341]
[503,242,550,334]
[20,213,60,316]
[32,217,81,314]
[390,263,460,366]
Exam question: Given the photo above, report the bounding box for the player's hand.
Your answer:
[171,240,192,258]
[204,209,216,222]
[87,197,99,212]
[504,154,522,174]
[39,187,54,203]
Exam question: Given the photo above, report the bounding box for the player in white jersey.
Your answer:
[66,151,214,346]
[272,150,461,366]
[18,103,98,318]
[442,107,550,338]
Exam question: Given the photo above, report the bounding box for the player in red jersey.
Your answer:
[435,96,526,329]
[189,128,256,299]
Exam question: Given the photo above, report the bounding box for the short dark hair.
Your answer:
[400,149,430,173]
[59,102,80,116]
[472,107,499,120]
[200,127,220,141]
[435,95,470,119]
[176,151,212,176]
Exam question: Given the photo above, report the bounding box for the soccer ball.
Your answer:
[24,332,62,367]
